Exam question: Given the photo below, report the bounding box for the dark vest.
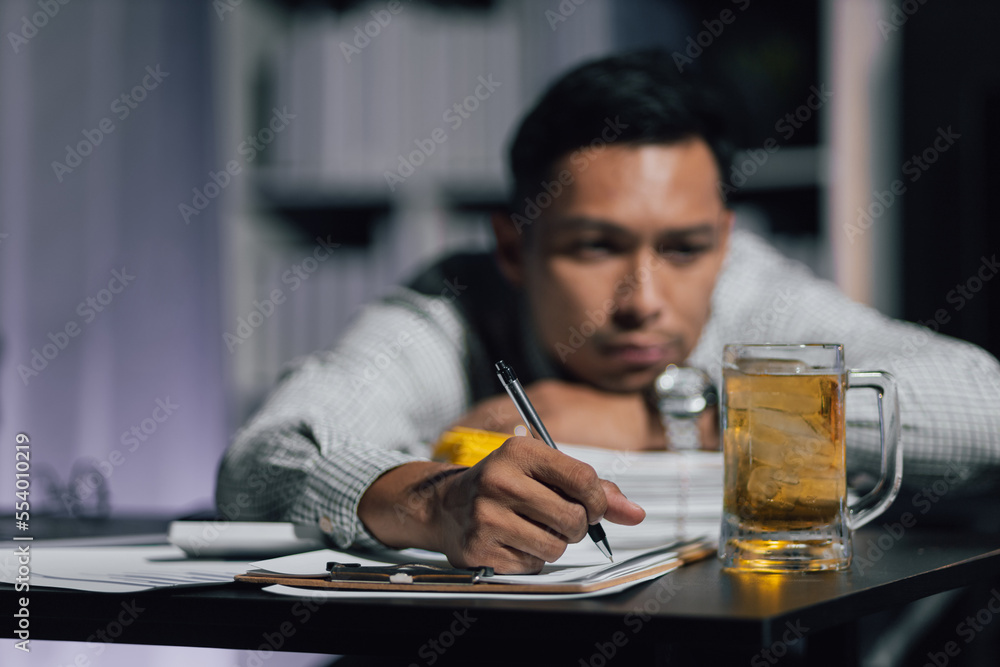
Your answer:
[406,252,564,402]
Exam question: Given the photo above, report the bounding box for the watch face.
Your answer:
[655,365,716,417]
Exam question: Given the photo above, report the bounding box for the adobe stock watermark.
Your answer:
[720,84,832,200]
[578,573,681,666]
[179,106,295,224]
[408,610,477,666]
[346,276,466,392]
[339,0,412,62]
[393,459,465,527]
[23,598,147,662]
[884,252,997,368]
[878,0,930,41]
[223,235,339,352]
[596,451,637,488]
[510,116,629,233]
[854,462,970,574]
[843,126,960,244]
[17,267,135,386]
[944,253,998,312]
[240,597,325,667]
[7,0,73,54]
[345,331,416,392]
[672,0,751,72]
[481,403,517,434]
[554,251,666,362]
[545,0,588,31]
[186,463,289,557]
[922,588,1000,667]
[750,619,809,666]
[60,397,180,514]
[84,599,146,657]
[213,0,244,21]
[51,65,169,182]
[383,75,502,191]
[741,287,797,340]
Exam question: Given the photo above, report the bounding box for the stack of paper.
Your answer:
[557,444,724,549]
[0,545,250,593]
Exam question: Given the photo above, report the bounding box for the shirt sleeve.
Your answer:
[215,288,471,549]
[694,230,1000,493]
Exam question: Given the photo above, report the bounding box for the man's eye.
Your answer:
[660,243,710,264]
[569,238,616,258]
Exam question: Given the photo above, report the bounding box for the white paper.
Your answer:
[559,444,724,546]
[251,538,704,591]
[0,544,251,593]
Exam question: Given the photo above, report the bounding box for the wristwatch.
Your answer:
[650,365,718,450]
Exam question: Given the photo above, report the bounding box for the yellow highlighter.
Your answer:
[432,426,512,467]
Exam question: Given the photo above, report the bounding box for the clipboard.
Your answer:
[234,539,716,594]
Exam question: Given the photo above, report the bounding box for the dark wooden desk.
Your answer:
[4,526,1000,666]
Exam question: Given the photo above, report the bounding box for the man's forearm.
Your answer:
[357,461,466,551]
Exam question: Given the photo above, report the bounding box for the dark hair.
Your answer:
[508,50,736,218]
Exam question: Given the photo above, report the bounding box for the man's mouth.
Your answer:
[600,338,679,366]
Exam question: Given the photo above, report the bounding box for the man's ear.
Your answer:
[491,211,526,287]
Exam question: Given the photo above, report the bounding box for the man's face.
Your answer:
[516,140,732,392]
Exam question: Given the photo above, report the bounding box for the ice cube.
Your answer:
[784,436,836,470]
[749,424,788,466]
[797,477,845,505]
[772,467,801,485]
[747,466,801,509]
[747,466,780,501]
[747,391,823,413]
[752,408,821,439]
[736,358,809,375]
[803,413,834,439]
[727,390,753,410]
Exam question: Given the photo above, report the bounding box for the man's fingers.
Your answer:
[600,479,646,526]
[502,477,590,543]
[502,516,570,564]
[446,513,565,574]
[447,438,643,574]
[449,540,545,575]
[500,438,609,523]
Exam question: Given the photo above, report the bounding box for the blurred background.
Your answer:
[4,0,1000,523]
[1,0,998,661]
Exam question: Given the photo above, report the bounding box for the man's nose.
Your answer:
[612,253,664,329]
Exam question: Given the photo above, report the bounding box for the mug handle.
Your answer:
[845,370,903,529]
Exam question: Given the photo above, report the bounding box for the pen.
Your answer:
[495,360,614,562]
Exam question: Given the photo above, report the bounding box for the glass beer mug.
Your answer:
[719,344,902,572]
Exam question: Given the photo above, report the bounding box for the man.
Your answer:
[216,52,1000,574]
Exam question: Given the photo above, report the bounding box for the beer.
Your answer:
[723,361,846,534]
[719,344,900,572]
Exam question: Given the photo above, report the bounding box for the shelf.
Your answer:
[725,145,825,194]
[252,169,390,245]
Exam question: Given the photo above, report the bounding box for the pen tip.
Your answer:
[594,537,613,562]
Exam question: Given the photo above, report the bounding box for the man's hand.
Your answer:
[449,379,667,450]
[358,437,645,574]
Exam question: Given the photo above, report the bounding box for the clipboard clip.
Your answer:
[326,562,494,585]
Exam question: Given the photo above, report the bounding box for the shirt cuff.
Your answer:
[306,444,425,550]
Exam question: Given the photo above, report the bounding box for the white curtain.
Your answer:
[0,0,227,514]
